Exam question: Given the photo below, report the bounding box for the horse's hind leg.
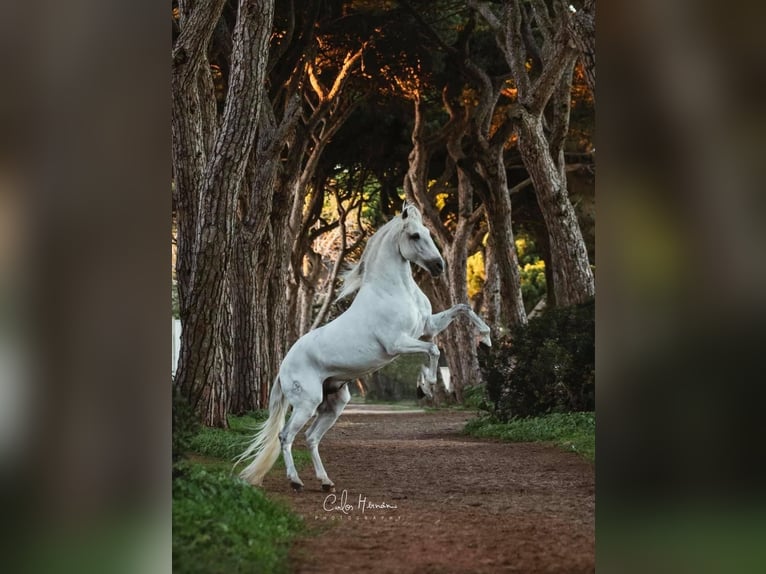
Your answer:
[304,384,351,492]
[279,380,322,492]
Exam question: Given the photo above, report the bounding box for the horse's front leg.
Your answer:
[385,335,440,383]
[425,304,492,347]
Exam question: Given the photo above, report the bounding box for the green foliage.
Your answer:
[189,427,251,461]
[464,411,595,461]
[515,235,547,312]
[188,413,311,470]
[519,260,547,312]
[173,464,303,574]
[478,298,594,420]
[173,386,200,469]
[462,384,490,411]
[366,354,420,401]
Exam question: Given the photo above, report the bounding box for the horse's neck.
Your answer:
[362,233,413,293]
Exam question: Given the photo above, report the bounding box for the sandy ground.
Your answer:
[263,407,594,574]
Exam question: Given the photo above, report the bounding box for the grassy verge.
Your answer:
[173,463,303,574]
[463,411,595,461]
[189,412,312,469]
[348,397,420,409]
[173,412,311,574]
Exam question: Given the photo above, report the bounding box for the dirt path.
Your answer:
[265,407,594,574]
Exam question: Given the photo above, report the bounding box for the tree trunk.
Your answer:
[438,244,482,402]
[403,96,488,403]
[481,239,502,330]
[473,145,528,328]
[172,0,274,427]
[228,229,259,414]
[517,106,594,306]
[471,0,595,308]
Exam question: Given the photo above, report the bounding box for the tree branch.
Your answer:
[528,24,578,115]
[504,0,532,100]
[307,61,327,101]
[404,98,453,247]
[326,46,366,102]
[509,162,591,196]
[310,187,349,330]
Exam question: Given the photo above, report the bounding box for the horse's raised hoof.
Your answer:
[290,482,304,492]
[322,484,335,493]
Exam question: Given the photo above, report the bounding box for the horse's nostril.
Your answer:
[429,259,445,276]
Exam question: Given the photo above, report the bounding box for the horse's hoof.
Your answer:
[290,482,304,492]
[322,484,335,493]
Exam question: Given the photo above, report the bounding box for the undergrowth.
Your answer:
[173,463,303,574]
[173,410,310,573]
[189,412,312,470]
[464,411,595,461]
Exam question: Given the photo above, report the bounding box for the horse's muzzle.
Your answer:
[427,258,445,277]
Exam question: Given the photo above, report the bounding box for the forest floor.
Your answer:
[263,406,594,574]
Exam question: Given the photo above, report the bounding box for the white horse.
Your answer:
[236,202,492,491]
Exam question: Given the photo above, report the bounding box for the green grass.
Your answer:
[174,412,312,573]
[189,412,311,470]
[463,411,595,461]
[173,463,303,574]
[348,397,420,408]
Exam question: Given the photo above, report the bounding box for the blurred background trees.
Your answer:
[172,0,595,426]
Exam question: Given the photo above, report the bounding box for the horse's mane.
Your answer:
[335,216,403,301]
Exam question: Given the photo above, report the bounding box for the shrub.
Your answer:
[462,383,490,411]
[478,298,594,420]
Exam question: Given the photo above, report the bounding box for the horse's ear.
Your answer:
[401,206,409,219]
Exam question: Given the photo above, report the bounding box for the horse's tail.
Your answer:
[236,377,288,486]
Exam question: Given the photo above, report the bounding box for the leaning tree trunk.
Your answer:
[517,109,594,306]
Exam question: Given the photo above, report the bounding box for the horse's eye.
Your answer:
[410,233,420,241]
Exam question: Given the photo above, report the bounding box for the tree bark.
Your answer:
[567,0,596,101]
[172,0,274,427]
[517,105,594,306]
[481,237,502,330]
[473,0,595,307]
[471,143,528,327]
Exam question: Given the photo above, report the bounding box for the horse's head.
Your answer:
[398,203,445,277]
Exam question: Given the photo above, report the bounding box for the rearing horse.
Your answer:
[237,202,491,491]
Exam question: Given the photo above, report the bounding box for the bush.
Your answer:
[462,383,490,411]
[478,298,594,420]
[173,464,302,574]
